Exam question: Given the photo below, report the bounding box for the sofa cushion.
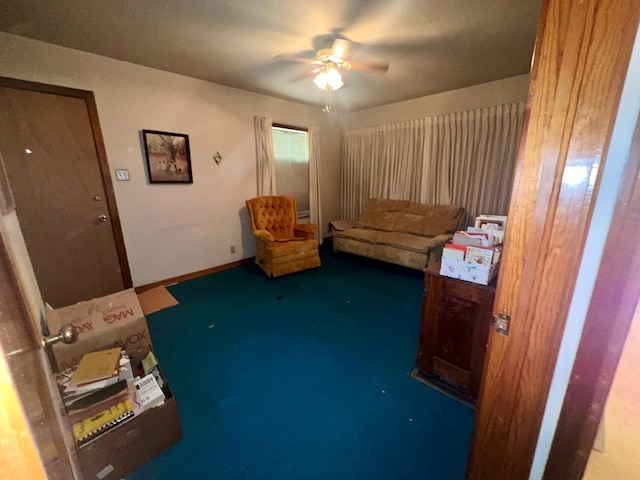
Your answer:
[396,210,462,236]
[359,209,461,237]
[359,210,407,232]
[407,203,464,233]
[335,228,440,254]
[363,198,410,212]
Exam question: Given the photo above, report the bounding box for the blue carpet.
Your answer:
[126,246,474,480]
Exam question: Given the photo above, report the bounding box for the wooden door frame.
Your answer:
[0,76,132,289]
[0,189,80,478]
[466,0,640,478]
[543,81,640,478]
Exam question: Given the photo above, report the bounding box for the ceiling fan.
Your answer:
[281,38,390,111]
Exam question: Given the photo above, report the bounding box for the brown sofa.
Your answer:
[332,199,465,270]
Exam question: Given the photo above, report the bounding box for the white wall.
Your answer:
[0,32,528,288]
[343,74,530,129]
[0,32,344,286]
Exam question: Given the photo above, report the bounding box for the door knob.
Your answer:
[99,214,108,222]
[42,324,77,372]
[42,324,77,347]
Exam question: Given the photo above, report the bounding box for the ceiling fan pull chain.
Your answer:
[324,85,332,112]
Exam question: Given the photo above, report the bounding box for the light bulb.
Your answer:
[326,67,343,90]
[313,71,328,89]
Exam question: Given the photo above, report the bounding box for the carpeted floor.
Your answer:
[126,245,475,480]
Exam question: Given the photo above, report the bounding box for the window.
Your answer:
[272,126,309,217]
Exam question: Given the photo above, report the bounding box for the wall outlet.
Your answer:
[230,245,236,254]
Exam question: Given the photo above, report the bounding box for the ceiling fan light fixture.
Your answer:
[313,64,343,91]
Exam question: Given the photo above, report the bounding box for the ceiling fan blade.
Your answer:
[330,38,352,61]
[348,60,390,74]
[275,54,315,64]
[291,68,320,82]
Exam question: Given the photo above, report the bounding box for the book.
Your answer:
[70,348,122,386]
[65,379,128,411]
[64,375,120,396]
[134,373,165,410]
[67,384,132,429]
[72,398,135,446]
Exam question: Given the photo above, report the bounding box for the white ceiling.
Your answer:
[0,0,541,112]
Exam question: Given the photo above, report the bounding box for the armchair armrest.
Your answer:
[294,223,318,240]
[253,229,274,242]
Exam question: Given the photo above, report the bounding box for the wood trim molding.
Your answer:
[544,111,640,478]
[84,90,133,287]
[466,0,640,478]
[136,257,254,293]
[0,76,132,289]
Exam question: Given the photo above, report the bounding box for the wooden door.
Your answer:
[0,151,80,478]
[0,78,131,308]
[466,0,640,478]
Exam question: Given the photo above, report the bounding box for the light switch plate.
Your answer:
[115,169,130,181]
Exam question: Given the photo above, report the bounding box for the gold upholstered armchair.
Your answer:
[246,196,322,278]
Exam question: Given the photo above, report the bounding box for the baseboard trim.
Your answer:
[136,257,255,293]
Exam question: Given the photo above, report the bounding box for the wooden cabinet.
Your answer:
[415,262,496,403]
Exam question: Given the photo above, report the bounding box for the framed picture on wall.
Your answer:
[142,129,193,184]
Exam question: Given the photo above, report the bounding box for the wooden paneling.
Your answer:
[416,265,495,401]
[466,0,640,478]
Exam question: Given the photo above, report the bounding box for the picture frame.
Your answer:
[142,129,193,184]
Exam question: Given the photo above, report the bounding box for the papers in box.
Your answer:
[440,257,500,285]
[440,213,505,285]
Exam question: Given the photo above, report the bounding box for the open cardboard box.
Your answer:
[46,287,177,372]
[75,346,182,480]
[440,257,500,285]
[46,287,181,479]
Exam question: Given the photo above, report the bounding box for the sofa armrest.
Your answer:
[294,224,318,240]
[423,234,454,267]
[424,233,453,249]
[253,229,274,242]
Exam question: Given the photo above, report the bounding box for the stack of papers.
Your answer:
[64,348,122,396]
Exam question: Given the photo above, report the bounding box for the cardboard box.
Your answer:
[440,257,500,285]
[76,376,182,480]
[46,288,153,372]
[48,287,181,479]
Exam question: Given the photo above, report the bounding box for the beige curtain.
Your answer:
[341,102,525,225]
[341,118,428,219]
[308,127,323,243]
[254,116,276,195]
[425,102,525,225]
